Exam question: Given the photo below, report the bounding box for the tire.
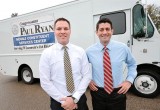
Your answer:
[131,69,160,98]
[21,67,34,84]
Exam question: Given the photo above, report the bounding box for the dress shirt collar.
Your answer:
[98,40,112,51]
[56,42,71,50]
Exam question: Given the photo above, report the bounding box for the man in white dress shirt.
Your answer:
[39,17,91,110]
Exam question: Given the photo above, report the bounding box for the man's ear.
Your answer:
[111,29,114,34]
[96,30,98,36]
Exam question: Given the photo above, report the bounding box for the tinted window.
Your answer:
[100,12,126,35]
[133,4,154,39]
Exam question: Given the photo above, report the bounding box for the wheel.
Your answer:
[131,69,160,98]
[21,67,34,84]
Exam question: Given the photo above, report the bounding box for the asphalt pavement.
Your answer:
[0,73,160,110]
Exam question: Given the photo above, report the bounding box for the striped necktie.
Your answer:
[63,46,75,93]
[103,46,113,94]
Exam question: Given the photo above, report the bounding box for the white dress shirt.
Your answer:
[39,42,91,103]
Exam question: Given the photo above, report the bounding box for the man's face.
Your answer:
[96,22,113,46]
[54,21,71,45]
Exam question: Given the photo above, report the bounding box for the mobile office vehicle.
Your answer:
[0,0,160,98]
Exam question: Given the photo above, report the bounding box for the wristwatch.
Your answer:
[71,96,78,103]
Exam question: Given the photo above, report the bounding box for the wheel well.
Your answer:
[18,64,31,81]
[137,64,160,75]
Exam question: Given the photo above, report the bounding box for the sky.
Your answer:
[0,0,159,20]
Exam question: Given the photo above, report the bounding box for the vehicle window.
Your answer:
[100,12,126,35]
[133,4,154,39]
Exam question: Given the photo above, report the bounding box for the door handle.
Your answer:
[127,40,130,47]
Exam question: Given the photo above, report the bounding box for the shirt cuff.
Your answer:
[126,76,134,84]
[58,95,67,104]
[72,92,81,101]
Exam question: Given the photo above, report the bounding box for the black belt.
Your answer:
[97,87,121,93]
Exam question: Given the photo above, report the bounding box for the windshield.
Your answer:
[133,4,154,39]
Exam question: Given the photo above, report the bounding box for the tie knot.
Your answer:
[104,46,107,51]
[63,46,68,50]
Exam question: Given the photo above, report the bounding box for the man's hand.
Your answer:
[60,97,78,110]
[89,80,98,91]
[117,81,132,94]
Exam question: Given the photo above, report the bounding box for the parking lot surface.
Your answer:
[0,73,160,110]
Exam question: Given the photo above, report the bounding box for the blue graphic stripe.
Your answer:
[13,32,55,46]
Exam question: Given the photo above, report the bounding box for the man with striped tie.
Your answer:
[39,18,91,110]
[86,18,137,110]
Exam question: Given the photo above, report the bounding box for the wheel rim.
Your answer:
[23,70,32,82]
[134,75,157,94]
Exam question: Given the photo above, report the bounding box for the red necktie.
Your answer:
[103,47,113,94]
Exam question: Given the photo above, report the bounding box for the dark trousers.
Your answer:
[50,94,88,110]
[90,87,126,110]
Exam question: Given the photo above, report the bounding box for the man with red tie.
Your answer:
[86,18,137,110]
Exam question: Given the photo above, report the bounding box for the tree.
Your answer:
[147,4,160,33]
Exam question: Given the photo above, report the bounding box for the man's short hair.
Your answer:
[96,18,113,31]
[54,17,70,28]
